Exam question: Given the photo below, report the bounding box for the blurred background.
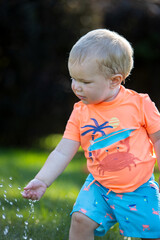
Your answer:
[0,0,160,147]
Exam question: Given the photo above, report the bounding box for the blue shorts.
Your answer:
[71,174,160,238]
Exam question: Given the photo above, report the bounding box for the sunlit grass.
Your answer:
[0,137,159,240]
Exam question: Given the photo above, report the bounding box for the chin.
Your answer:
[82,100,89,104]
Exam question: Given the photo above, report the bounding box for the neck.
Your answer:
[106,86,120,102]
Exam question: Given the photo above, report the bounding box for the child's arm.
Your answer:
[149,130,160,190]
[22,138,80,200]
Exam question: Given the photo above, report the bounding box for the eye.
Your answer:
[70,77,91,84]
[84,81,91,84]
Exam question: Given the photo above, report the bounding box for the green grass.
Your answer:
[0,136,159,240]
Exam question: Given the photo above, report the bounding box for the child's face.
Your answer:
[69,59,120,105]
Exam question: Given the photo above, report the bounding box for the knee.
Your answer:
[69,212,99,240]
[71,212,98,230]
[71,212,88,227]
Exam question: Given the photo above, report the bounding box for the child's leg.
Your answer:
[69,212,99,240]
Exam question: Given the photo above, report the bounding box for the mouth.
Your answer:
[77,95,86,100]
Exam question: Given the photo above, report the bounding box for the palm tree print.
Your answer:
[81,118,113,140]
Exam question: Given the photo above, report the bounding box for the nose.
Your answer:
[72,80,82,92]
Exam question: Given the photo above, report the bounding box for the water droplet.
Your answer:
[5,199,9,203]
[3,226,9,235]
[16,214,23,218]
[1,177,39,239]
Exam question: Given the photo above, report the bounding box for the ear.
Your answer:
[110,74,123,88]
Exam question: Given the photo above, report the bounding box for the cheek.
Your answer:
[87,89,97,100]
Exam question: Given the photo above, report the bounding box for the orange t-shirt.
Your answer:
[63,86,160,193]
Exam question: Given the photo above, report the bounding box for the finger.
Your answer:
[22,189,30,197]
[22,192,31,199]
[22,192,28,198]
[31,194,39,201]
[24,182,34,190]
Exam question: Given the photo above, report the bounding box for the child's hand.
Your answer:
[22,179,47,201]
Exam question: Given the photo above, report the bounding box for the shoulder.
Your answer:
[122,87,156,114]
[124,87,150,102]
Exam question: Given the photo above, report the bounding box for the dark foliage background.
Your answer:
[0,0,160,147]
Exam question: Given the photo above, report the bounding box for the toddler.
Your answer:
[22,29,160,240]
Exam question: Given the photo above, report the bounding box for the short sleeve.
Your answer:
[63,103,81,142]
[142,94,160,134]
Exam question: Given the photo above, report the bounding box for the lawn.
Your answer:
[0,135,159,240]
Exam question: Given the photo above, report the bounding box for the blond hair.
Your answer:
[68,29,134,80]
